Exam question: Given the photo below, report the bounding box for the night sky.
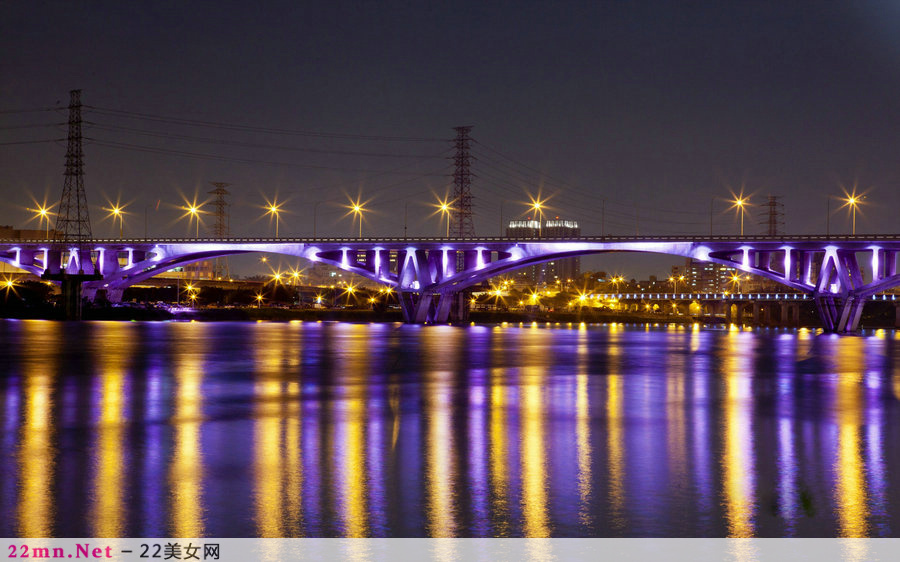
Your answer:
[2,1,899,278]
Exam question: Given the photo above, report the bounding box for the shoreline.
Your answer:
[2,304,898,329]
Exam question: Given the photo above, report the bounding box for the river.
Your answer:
[1,320,898,537]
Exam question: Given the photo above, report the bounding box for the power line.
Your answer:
[85,105,448,142]
[0,139,63,146]
[87,138,451,175]
[0,123,64,131]
[0,107,59,115]
[85,122,448,159]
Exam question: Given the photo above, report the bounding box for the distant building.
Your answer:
[506,219,580,285]
[0,225,54,240]
[685,258,737,293]
[0,226,56,276]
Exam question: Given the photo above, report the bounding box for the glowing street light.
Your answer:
[345,197,367,238]
[179,199,205,238]
[103,202,127,238]
[528,195,548,237]
[730,195,749,236]
[668,275,685,293]
[431,195,455,237]
[838,191,866,235]
[730,273,744,294]
[30,204,54,239]
[264,197,282,238]
[255,293,265,308]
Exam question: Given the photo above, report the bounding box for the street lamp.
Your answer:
[668,274,685,294]
[104,203,127,238]
[730,195,749,236]
[730,273,744,294]
[528,196,547,237]
[180,200,204,238]
[30,205,54,239]
[839,192,865,235]
[265,199,282,238]
[345,197,366,238]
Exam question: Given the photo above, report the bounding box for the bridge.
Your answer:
[2,234,899,332]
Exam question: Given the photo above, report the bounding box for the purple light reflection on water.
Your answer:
[1,320,900,537]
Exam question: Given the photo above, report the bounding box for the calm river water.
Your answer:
[1,319,899,538]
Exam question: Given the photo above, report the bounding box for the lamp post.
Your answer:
[531,200,544,237]
[843,194,864,235]
[434,196,453,237]
[347,200,366,238]
[731,195,748,236]
[265,201,281,238]
[183,204,202,238]
[730,273,743,294]
[106,205,125,238]
[32,206,53,239]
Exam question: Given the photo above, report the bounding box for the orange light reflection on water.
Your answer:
[92,322,132,537]
[169,325,205,537]
[17,320,60,537]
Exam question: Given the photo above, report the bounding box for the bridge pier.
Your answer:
[814,295,865,333]
[896,304,900,328]
[399,291,467,324]
[779,302,801,328]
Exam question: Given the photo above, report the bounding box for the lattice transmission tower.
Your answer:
[450,126,475,238]
[42,89,101,319]
[53,89,95,259]
[760,195,784,236]
[207,182,231,279]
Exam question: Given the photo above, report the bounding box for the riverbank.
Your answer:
[1,302,897,328]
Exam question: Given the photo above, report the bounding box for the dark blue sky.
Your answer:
[2,1,899,277]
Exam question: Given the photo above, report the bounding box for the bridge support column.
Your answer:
[780,303,800,327]
[815,295,865,333]
[448,292,469,323]
[725,302,732,324]
[752,303,761,325]
[895,304,900,328]
[399,291,461,324]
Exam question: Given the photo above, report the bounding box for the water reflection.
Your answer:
[606,327,626,532]
[721,330,756,538]
[169,325,205,537]
[1,320,900,538]
[17,320,60,537]
[833,338,868,538]
[92,322,132,537]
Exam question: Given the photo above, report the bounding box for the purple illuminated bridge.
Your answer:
[2,235,900,332]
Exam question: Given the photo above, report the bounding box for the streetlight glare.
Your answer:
[103,199,129,238]
[263,196,284,238]
[28,200,56,239]
[837,186,868,235]
[429,194,456,237]
[178,194,207,238]
[728,192,751,236]
[344,196,368,237]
